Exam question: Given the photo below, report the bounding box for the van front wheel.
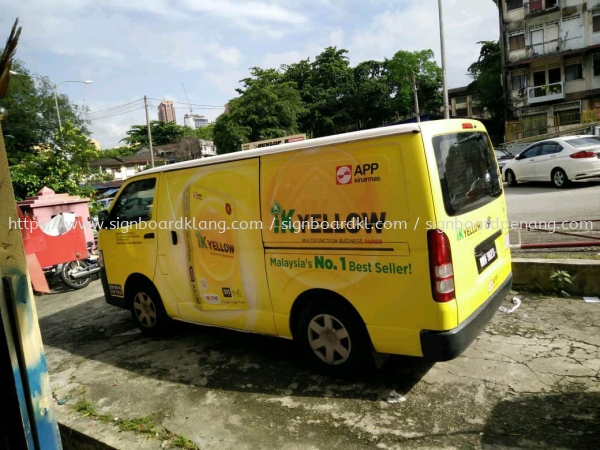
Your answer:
[129,281,169,337]
[296,299,374,378]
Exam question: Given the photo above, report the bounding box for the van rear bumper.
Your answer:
[420,272,513,362]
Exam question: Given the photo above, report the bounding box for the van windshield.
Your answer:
[432,131,502,217]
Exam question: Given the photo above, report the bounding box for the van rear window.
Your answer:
[432,131,502,216]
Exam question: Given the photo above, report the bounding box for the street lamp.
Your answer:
[438,0,450,119]
[9,70,93,129]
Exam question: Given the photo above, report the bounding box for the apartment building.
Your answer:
[445,86,490,119]
[493,1,600,139]
[158,100,176,123]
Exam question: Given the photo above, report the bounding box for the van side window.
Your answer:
[110,178,156,224]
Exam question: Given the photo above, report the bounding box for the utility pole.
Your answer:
[438,0,450,119]
[412,72,421,124]
[144,95,154,168]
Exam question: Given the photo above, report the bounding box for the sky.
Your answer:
[0,0,500,150]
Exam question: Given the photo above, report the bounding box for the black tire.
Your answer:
[129,281,169,337]
[296,297,374,378]
[505,169,518,186]
[60,261,92,290]
[552,168,569,188]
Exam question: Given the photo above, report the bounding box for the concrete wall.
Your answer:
[512,258,600,296]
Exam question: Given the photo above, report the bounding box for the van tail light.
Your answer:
[427,229,455,303]
[462,123,474,129]
[570,151,596,159]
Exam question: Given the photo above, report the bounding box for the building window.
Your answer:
[455,96,467,105]
[594,14,600,33]
[548,67,561,84]
[555,103,581,126]
[594,54,600,77]
[509,33,526,52]
[511,73,527,90]
[472,107,484,117]
[455,109,468,117]
[507,0,523,11]
[565,61,583,81]
[533,70,546,86]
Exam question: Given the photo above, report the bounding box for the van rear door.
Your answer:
[426,122,512,325]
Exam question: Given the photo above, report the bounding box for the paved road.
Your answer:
[36,280,600,449]
[505,180,600,223]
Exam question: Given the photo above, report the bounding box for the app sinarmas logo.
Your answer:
[336,165,352,185]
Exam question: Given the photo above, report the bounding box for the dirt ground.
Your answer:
[35,279,600,450]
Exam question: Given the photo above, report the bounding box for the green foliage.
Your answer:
[212,46,445,153]
[0,56,91,165]
[9,120,108,201]
[101,145,137,157]
[181,123,214,141]
[73,398,199,449]
[213,101,252,154]
[120,120,185,150]
[549,269,573,298]
[467,41,505,120]
[386,49,443,119]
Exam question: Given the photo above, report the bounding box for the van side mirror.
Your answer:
[97,210,109,229]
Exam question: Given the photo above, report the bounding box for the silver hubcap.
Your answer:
[308,314,351,365]
[133,292,157,328]
[507,172,513,183]
[554,171,564,185]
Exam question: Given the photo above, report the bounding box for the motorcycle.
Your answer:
[43,240,101,290]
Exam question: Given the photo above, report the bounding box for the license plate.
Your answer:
[475,240,498,274]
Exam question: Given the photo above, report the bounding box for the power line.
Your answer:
[84,98,144,117]
[147,97,224,108]
[86,106,145,121]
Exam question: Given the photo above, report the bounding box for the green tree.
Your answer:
[303,47,354,137]
[9,120,109,201]
[0,57,91,165]
[101,146,137,157]
[181,123,215,141]
[386,49,443,119]
[350,60,395,129]
[120,120,185,150]
[212,104,251,154]
[213,67,305,154]
[467,41,505,120]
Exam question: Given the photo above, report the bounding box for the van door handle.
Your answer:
[171,231,178,245]
[144,233,155,239]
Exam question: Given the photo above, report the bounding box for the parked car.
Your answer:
[90,197,114,229]
[502,135,600,188]
[495,148,516,174]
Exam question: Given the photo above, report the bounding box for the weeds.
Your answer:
[549,269,573,297]
[72,399,199,449]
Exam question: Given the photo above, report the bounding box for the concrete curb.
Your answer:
[512,258,600,296]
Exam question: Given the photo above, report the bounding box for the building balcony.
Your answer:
[525,0,560,18]
[526,38,562,57]
[528,81,565,104]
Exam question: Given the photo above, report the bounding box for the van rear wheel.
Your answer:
[129,281,169,337]
[296,298,374,378]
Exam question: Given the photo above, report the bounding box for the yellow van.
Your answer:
[97,118,512,377]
